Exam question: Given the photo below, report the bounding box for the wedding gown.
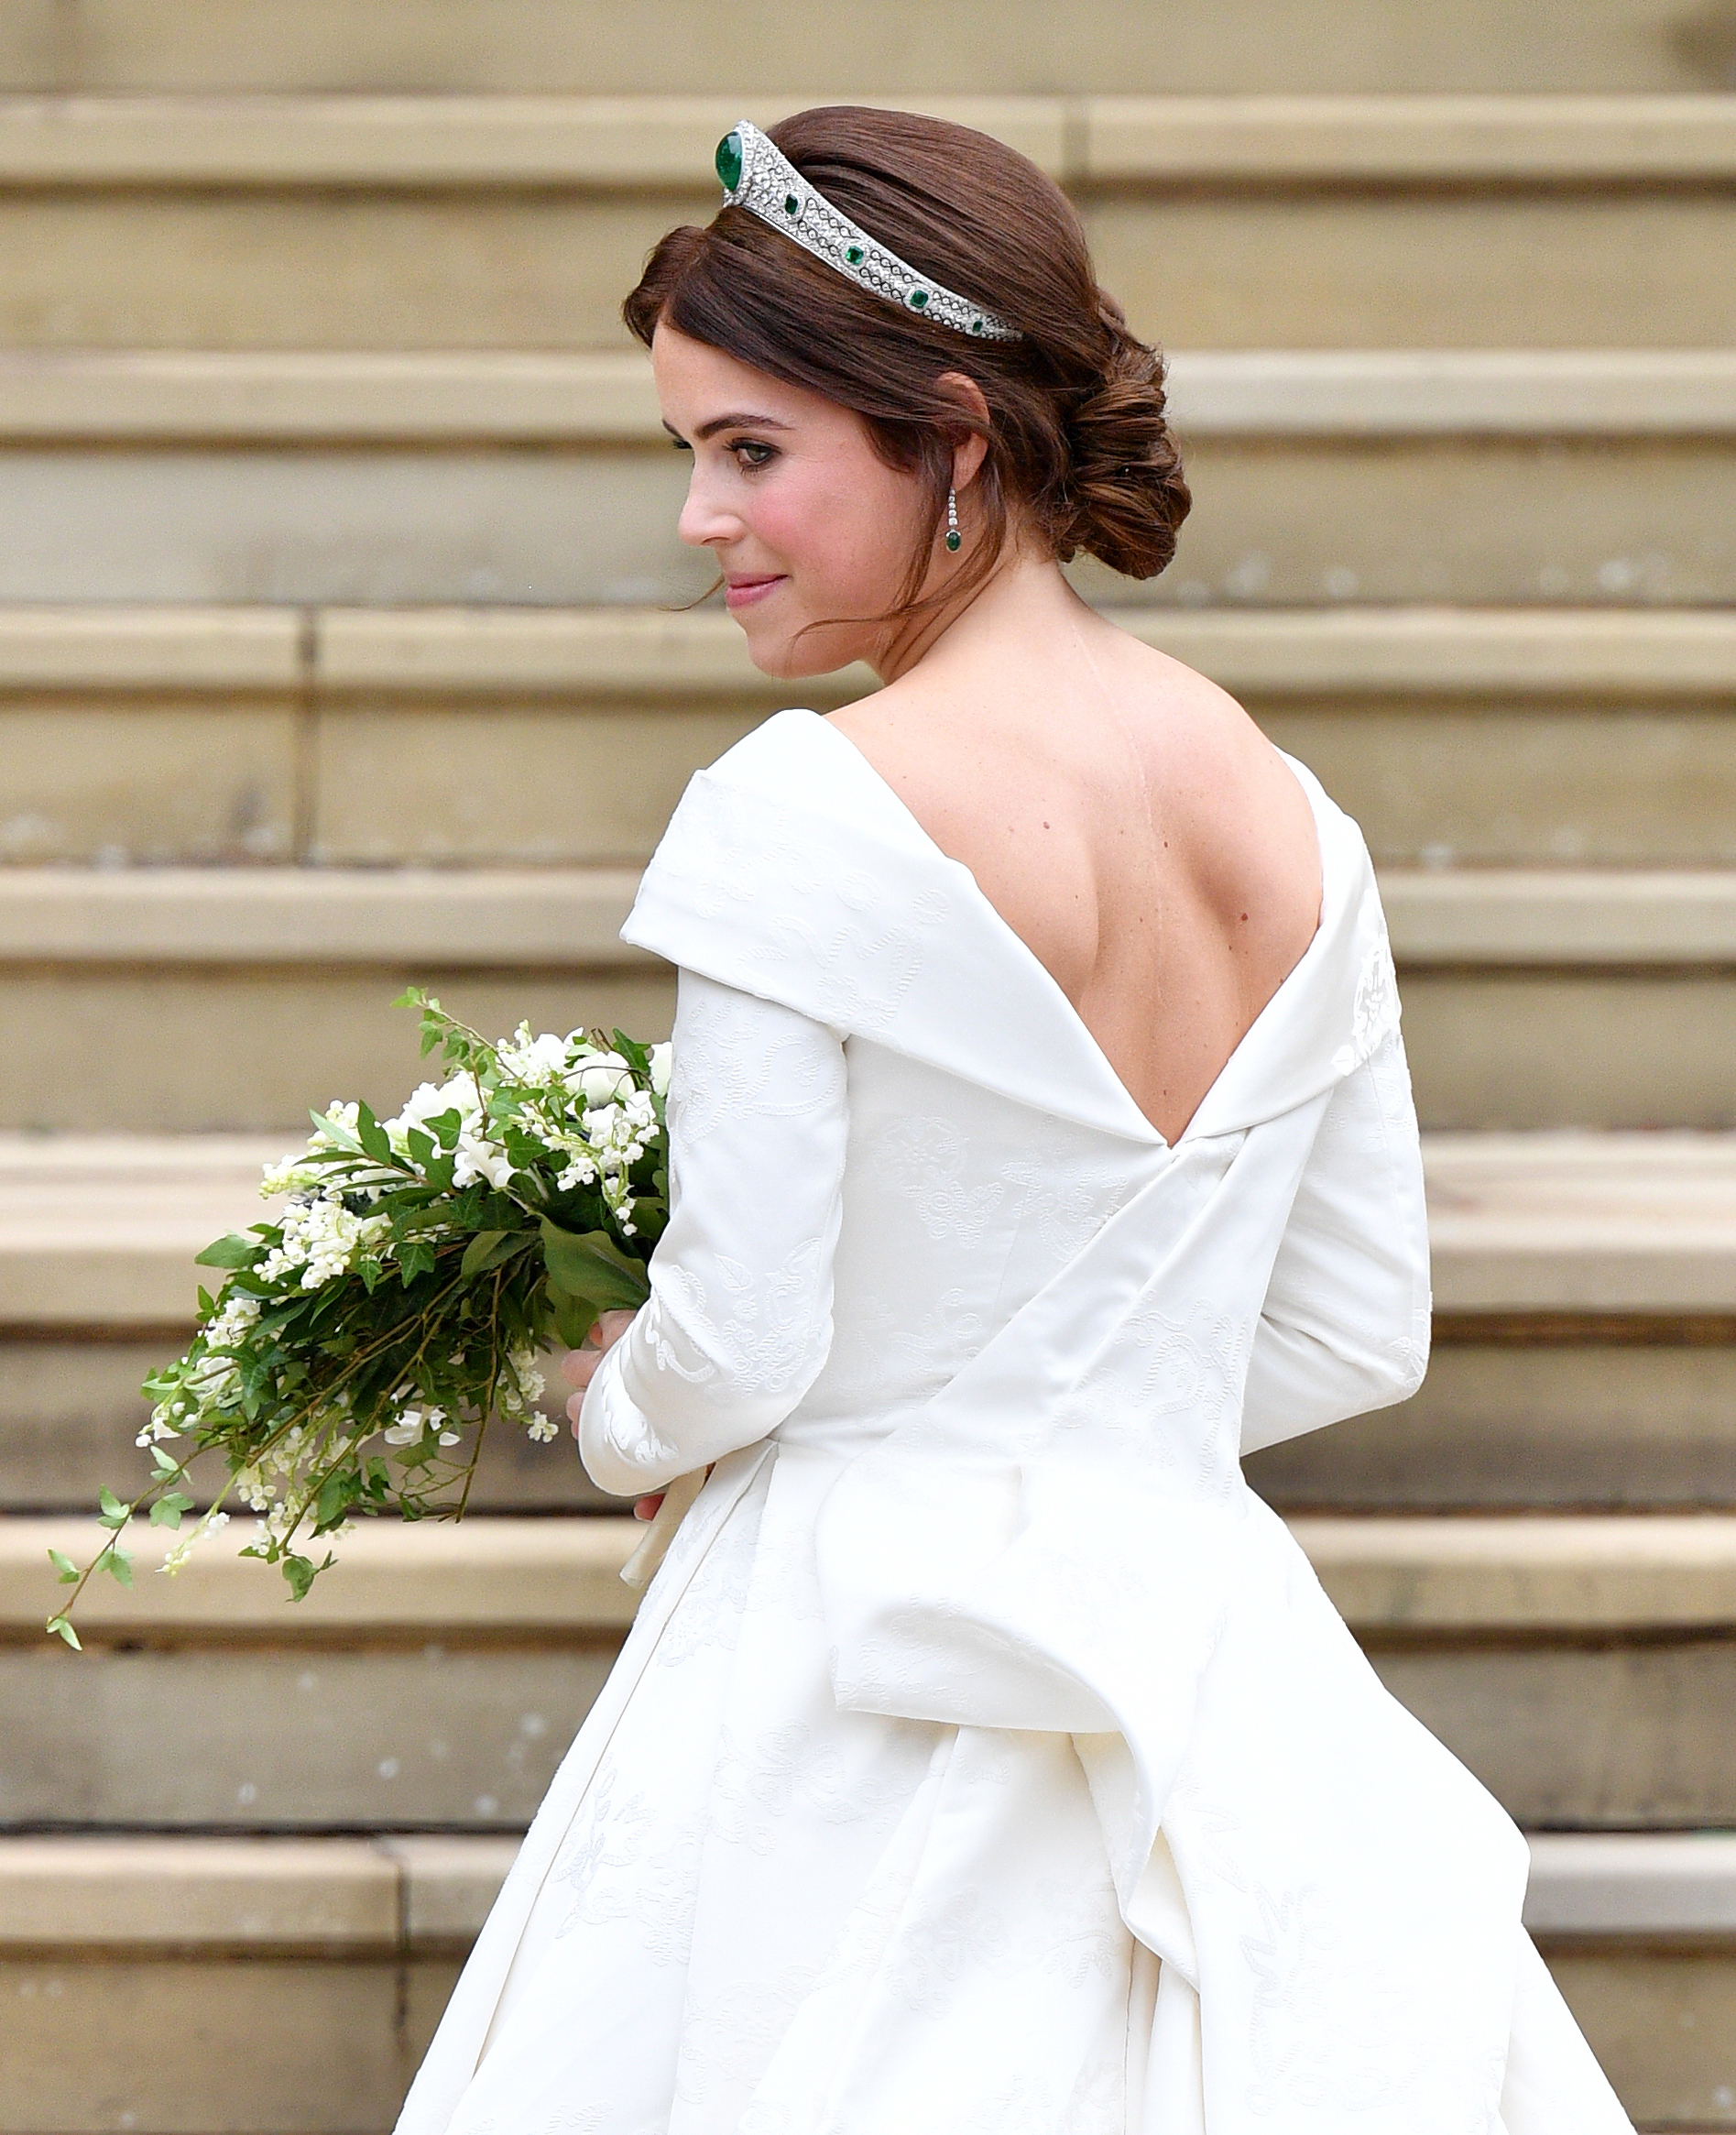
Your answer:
[398,709,1632,2135]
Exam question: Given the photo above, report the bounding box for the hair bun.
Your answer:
[1058,318,1191,581]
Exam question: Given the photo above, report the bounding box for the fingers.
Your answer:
[558,1308,640,1389]
[634,1494,665,1523]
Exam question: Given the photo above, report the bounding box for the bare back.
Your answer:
[829,603,1322,1144]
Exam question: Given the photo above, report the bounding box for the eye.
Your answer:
[728,439,779,470]
[669,436,693,454]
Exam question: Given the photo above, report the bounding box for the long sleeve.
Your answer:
[578,969,849,1495]
[1239,1027,1432,1456]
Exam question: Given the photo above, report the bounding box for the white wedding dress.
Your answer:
[399,710,1632,2135]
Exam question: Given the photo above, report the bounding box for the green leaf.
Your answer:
[148,1492,194,1529]
[98,1541,134,1589]
[314,1469,357,1531]
[398,1239,437,1283]
[461,1228,533,1279]
[195,1232,262,1271]
[45,1615,82,1651]
[280,1551,333,1603]
[355,1102,394,1166]
[48,1547,81,1584]
[97,1486,129,1530]
[539,1221,651,1315]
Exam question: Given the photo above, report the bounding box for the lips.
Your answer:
[724,575,786,611]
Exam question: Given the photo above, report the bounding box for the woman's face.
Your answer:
[652,323,933,679]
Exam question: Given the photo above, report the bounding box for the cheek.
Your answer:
[762,461,923,597]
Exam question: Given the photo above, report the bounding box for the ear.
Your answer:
[934,371,991,492]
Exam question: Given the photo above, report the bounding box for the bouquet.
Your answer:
[46,991,669,1647]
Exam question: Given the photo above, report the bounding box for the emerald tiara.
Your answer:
[715,120,1022,344]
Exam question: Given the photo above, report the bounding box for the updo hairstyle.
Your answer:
[623,106,1190,613]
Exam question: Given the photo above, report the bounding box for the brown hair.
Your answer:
[622,106,1190,618]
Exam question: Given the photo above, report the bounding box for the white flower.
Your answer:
[649,1043,672,1097]
[257,1193,389,1290]
[386,1074,483,1161]
[260,1154,318,1198]
[569,1053,634,1108]
[161,1508,229,1576]
[452,1124,517,1192]
[526,1416,559,1443]
[497,1024,569,1084]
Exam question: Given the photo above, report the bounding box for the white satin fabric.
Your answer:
[399,711,1631,2135]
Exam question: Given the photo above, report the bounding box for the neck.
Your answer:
[870,544,1098,687]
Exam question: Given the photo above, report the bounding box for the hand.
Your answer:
[561,1312,662,1520]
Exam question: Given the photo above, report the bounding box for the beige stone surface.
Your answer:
[1259,706,1736,868]
[1119,438,1736,610]
[1373,1639,1736,1825]
[1300,1515,1736,1631]
[377,1834,521,1943]
[1547,1949,1736,2128]
[0,1951,420,2130]
[1087,193,1736,349]
[0,968,675,1131]
[1086,93,1736,179]
[0,1834,398,1947]
[0,865,648,963]
[0,1513,639,1635]
[0,191,693,350]
[0,1639,617,1827]
[0,604,299,688]
[39,0,1736,94]
[0,443,704,607]
[1400,971,1736,1131]
[0,703,297,863]
[311,704,763,864]
[1425,1133,1736,1310]
[1247,1344,1736,1510]
[1527,1832,1736,1936]
[1388,871,1736,964]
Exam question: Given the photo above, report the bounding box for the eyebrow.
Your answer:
[662,411,796,443]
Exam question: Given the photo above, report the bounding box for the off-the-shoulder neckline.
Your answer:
[775,708,1333,1149]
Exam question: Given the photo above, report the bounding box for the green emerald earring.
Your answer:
[945,487,962,553]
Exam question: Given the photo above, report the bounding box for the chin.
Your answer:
[737,620,857,684]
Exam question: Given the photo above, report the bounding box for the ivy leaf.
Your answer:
[97,1487,129,1531]
[48,1547,81,1584]
[398,1240,437,1283]
[148,1492,194,1529]
[280,1551,333,1603]
[98,1541,134,1589]
[45,1615,82,1650]
[195,1232,262,1271]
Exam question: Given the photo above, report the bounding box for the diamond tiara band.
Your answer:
[715,121,1022,344]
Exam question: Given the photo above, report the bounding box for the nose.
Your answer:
[676,459,742,553]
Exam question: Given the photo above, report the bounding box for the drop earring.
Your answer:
[944,487,962,553]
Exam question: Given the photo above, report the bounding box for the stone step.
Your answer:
[3,1513,1736,1833]
[5,348,1735,608]
[3,1130,1727,1516]
[3,3,1728,97]
[0,1830,1725,2133]
[0,95,1731,349]
[0,859,1731,1128]
[1,602,1730,872]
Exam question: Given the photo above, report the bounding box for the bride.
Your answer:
[399,107,1632,2134]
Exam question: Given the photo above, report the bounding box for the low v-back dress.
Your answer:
[398,710,1632,2135]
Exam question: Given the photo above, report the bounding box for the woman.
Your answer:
[399,108,1632,2134]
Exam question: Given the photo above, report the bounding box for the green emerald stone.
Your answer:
[844,243,865,266]
[715,130,743,192]
[969,318,986,334]
[907,288,930,311]
[945,530,963,553]
[783,192,801,217]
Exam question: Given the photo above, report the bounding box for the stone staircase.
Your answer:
[1,4,1733,2129]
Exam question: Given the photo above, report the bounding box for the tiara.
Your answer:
[715,120,1022,344]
